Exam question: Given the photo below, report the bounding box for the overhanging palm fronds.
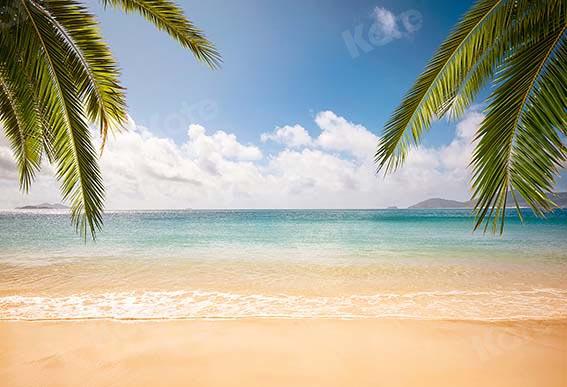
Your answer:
[100,0,221,68]
[0,68,43,191]
[42,0,127,148]
[14,0,107,237]
[376,0,566,232]
[0,0,220,238]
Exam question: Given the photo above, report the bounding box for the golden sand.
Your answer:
[1,319,566,387]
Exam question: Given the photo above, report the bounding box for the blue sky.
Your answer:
[86,0,472,147]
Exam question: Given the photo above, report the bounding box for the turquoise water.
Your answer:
[2,208,567,254]
[1,209,566,320]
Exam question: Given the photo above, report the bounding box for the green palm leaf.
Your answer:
[376,0,566,232]
[39,0,128,148]
[0,5,44,191]
[375,0,516,173]
[0,0,220,239]
[471,24,567,232]
[0,71,42,191]
[16,0,105,238]
[101,0,221,68]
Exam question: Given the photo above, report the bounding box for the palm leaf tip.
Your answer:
[0,72,42,192]
[100,0,222,68]
[472,23,566,232]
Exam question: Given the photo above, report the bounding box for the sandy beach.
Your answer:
[1,318,565,387]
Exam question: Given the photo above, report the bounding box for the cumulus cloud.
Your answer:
[0,110,487,209]
[261,111,378,160]
[261,125,312,148]
[315,111,378,159]
[186,124,262,161]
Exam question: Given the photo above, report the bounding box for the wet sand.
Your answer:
[1,319,566,387]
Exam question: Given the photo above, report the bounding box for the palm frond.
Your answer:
[39,0,128,149]
[0,0,221,239]
[447,0,565,119]
[16,0,105,238]
[375,0,516,173]
[0,17,44,191]
[471,24,566,233]
[375,0,566,232]
[100,0,221,68]
[0,71,42,191]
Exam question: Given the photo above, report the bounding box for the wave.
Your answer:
[2,288,567,321]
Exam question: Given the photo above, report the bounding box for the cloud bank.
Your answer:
[0,110,484,210]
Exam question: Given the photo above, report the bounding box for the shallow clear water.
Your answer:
[1,209,566,320]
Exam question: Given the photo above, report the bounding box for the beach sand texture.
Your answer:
[1,319,566,387]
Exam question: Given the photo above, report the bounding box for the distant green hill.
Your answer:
[409,198,470,209]
[410,192,567,209]
[16,203,69,210]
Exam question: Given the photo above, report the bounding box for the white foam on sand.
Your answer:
[2,288,567,321]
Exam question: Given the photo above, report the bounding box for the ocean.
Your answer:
[1,209,566,321]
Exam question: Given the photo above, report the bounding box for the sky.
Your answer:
[0,0,564,209]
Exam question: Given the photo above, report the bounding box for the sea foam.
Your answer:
[2,288,567,321]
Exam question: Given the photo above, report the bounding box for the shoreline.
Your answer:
[2,316,567,322]
[1,318,566,387]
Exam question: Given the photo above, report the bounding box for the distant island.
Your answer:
[386,206,398,209]
[409,198,470,209]
[16,203,69,210]
[410,192,567,209]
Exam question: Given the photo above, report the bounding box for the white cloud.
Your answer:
[186,124,262,161]
[0,144,17,180]
[373,7,402,41]
[315,111,378,159]
[261,125,312,148]
[0,110,486,209]
[261,111,378,160]
[440,111,483,172]
[370,7,422,46]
